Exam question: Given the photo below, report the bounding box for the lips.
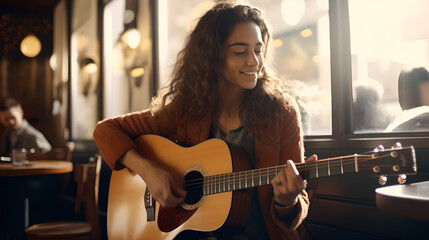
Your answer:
[241,71,258,76]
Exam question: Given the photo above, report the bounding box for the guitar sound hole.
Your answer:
[184,170,204,205]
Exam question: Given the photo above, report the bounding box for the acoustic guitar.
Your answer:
[107,134,417,240]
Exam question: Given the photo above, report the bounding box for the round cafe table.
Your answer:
[0,160,73,239]
[0,160,73,177]
[376,180,429,221]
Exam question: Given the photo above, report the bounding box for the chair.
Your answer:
[27,141,75,161]
[27,142,75,195]
[25,154,102,240]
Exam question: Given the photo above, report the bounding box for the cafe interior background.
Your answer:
[0,0,428,239]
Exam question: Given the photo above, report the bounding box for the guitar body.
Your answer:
[107,135,251,240]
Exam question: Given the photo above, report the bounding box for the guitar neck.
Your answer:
[202,152,389,195]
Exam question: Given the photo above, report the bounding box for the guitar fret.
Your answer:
[213,175,216,194]
[265,168,270,184]
[305,161,317,179]
[328,159,330,176]
[203,177,206,195]
[219,174,222,193]
[233,173,236,190]
[216,175,219,194]
[354,154,359,172]
[211,176,215,194]
[222,174,228,192]
[223,174,226,192]
[318,159,330,178]
[238,172,242,189]
[316,161,318,178]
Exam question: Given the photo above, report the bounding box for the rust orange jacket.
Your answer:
[93,102,309,240]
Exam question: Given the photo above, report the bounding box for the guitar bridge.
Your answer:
[144,187,155,221]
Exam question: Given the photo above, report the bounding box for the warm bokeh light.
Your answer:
[83,60,98,74]
[300,28,313,38]
[273,39,283,48]
[281,0,306,26]
[20,34,42,57]
[312,55,319,63]
[122,28,141,49]
[130,67,144,78]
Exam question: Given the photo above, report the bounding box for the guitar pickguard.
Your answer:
[158,206,197,232]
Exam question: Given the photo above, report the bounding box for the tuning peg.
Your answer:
[397,174,407,184]
[378,175,387,185]
[373,145,385,152]
[392,142,402,149]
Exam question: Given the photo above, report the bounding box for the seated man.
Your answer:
[386,67,429,132]
[0,97,51,156]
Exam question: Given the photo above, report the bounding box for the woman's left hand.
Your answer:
[271,155,317,207]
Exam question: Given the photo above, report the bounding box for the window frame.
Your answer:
[304,0,429,149]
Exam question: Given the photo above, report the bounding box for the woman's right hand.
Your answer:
[120,149,187,208]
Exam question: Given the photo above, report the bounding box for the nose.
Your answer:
[246,51,259,66]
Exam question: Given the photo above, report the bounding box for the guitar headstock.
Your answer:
[360,143,417,185]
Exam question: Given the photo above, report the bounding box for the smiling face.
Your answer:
[220,22,264,91]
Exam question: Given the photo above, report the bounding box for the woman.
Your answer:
[94,2,315,239]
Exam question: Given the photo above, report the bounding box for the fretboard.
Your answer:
[203,154,375,195]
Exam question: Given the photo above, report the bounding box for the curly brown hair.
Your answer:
[152,1,294,139]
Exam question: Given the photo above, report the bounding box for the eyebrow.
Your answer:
[228,42,263,47]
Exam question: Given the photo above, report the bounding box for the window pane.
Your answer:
[249,0,332,135]
[349,0,429,133]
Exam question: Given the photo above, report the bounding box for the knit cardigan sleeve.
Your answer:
[93,106,177,170]
[256,99,309,240]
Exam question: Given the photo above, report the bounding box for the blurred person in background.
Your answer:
[353,78,393,132]
[0,97,51,156]
[385,67,429,132]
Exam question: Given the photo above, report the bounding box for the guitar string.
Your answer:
[185,153,388,188]
[184,153,395,191]
[185,153,386,185]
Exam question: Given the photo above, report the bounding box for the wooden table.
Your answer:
[0,160,73,177]
[0,160,73,239]
[376,181,429,221]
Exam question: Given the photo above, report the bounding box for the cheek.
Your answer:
[224,57,240,73]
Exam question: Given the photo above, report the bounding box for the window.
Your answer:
[157,0,429,148]
[250,0,331,136]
